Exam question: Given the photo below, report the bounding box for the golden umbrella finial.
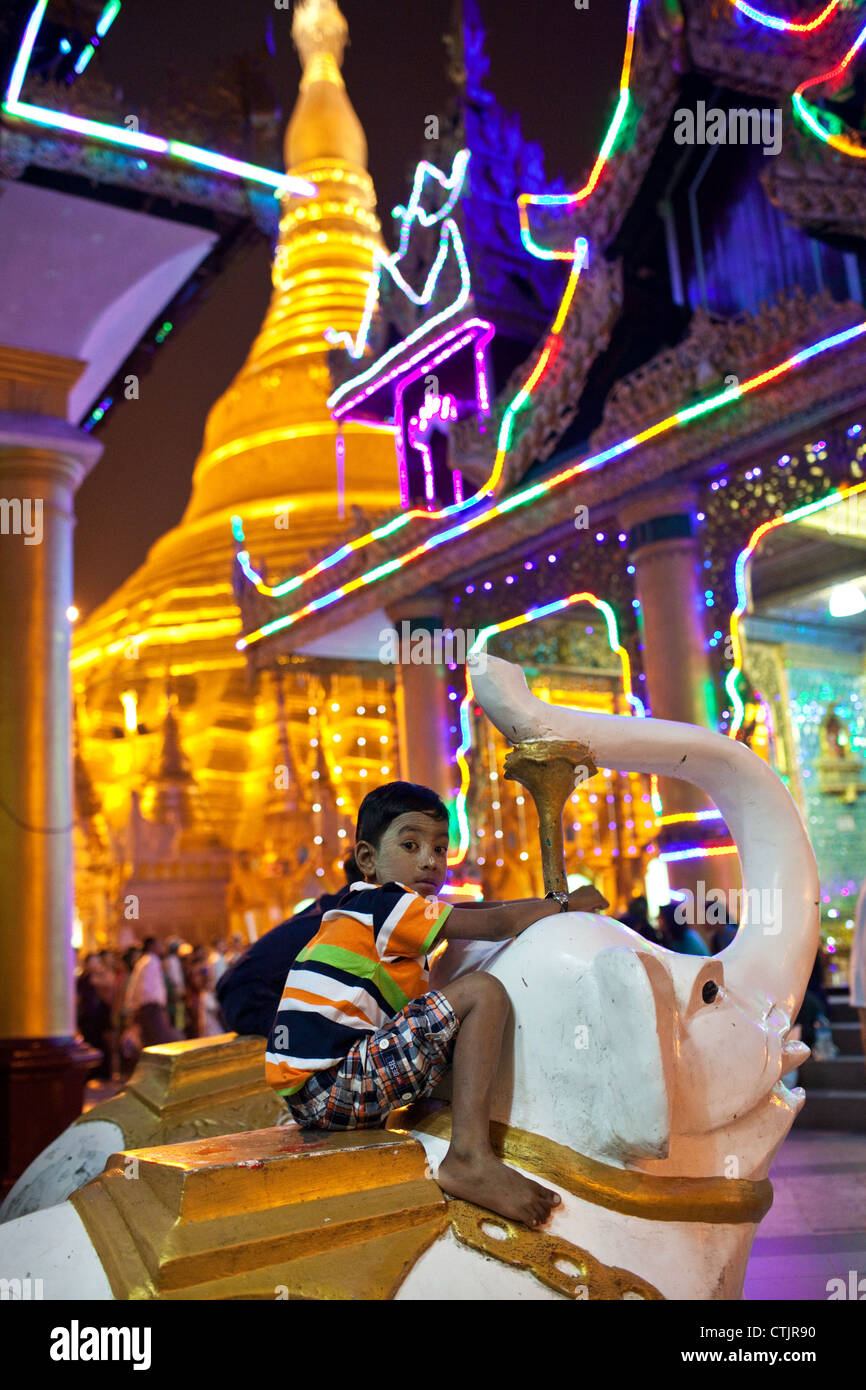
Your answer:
[292,0,349,73]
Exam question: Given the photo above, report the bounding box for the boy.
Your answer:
[266,781,608,1229]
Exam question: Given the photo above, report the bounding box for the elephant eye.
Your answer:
[702,980,720,1004]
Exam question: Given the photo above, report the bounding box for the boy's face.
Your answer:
[355,811,449,897]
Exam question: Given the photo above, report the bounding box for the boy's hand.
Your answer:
[567,885,609,914]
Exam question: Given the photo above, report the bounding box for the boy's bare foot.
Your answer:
[437,1149,561,1229]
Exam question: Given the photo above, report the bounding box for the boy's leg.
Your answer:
[436,972,560,1229]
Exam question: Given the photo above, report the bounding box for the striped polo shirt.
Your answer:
[265,880,453,1096]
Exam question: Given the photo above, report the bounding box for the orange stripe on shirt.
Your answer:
[279,985,376,1027]
[300,915,381,965]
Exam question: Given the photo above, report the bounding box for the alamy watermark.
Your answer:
[674,102,782,157]
[0,498,42,545]
[826,1271,866,1299]
[674,881,782,934]
[49,1322,152,1369]
[0,1276,43,1299]
[378,622,486,670]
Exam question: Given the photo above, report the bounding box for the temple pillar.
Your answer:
[386,597,453,799]
[0,347,103,1196]
[620,486,739,909]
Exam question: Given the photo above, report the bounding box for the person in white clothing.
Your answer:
[125,937,181,1047]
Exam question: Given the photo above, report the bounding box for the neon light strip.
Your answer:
[239,256,571,603]
[5,0,48,105]
[96,1,121,39]
[447,592,643,866]
[3,1,316,197]
[392,150,471,254]
[74,43,95,75]
[517,0,640,261]
[233,320,494,600]
[793,18,866,159]
[659,845,738,863]
[729,0,842,33]
[242,256,580,611]
[658,809,724,826]
[238,319,866,650]
[325,152,471,359]
[726,477,866,736]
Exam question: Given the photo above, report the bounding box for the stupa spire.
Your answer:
[285,0,366,171]
[179,0,388,525]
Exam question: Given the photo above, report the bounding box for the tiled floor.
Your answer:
[744,1130,866,1301]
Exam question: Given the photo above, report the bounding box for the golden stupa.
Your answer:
[72,0,402,945]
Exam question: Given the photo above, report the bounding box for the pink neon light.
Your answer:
[331,316,493,423]
[335,429,346,520]
[421,444,436,502]
[396,426,409,508]
[390,321,494,511]
[408,393,459,508]
[475,340,492,415]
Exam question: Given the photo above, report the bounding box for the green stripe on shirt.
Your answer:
[297,941,409,1014]
[420,903,453,955]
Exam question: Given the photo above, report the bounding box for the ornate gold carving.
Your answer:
[70,1125,448,1300]
[764,144,866,242]
[392,1104,774,1226]
[685,0,854,99]
[448,1199,664,1300]
[591,291,862,451]
[503,740,598,895]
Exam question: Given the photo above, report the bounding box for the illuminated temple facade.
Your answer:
[66,0,866,977]
[72,0,408,943]
[237,0,866,978]
[70,0,580,945]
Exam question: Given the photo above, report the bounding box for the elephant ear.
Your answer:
[576,947,673,1164]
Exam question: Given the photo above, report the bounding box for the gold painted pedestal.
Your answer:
[73,1034,284,1152]
[71,1126,447,1300]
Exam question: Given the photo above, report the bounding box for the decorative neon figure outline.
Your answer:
[407,393,458,505]
[234,240,589,613]
[325,149,472,361]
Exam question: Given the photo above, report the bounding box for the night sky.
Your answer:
[71,0,632,614]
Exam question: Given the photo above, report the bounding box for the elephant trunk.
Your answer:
[470,657,820,1021]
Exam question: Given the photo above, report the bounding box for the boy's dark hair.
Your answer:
[356,781,449,849]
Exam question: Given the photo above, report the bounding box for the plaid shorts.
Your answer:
[288,988,459,1130]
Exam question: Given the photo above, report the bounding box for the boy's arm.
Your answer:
[440,885,608,943]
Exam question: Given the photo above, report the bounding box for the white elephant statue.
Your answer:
[0,656,817,1300]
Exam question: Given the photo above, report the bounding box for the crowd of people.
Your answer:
[77,882,841,1084]
[75,935,245,1081]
